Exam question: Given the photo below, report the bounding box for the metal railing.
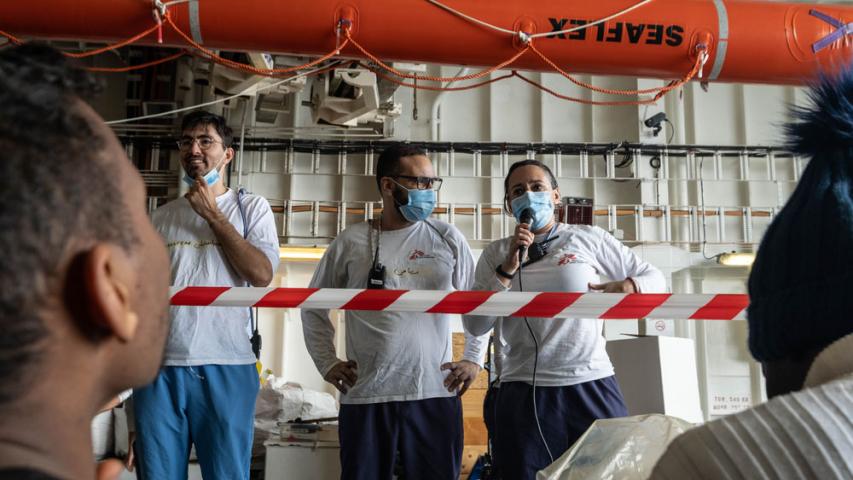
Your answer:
[120,138,802,248]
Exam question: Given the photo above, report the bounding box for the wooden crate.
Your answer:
[463,417,488,445]
[453,333,491,475]
[461,445,488,476]
[461,387,487,415]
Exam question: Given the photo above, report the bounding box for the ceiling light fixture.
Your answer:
[279,246,327,261]
[716,252,755,267]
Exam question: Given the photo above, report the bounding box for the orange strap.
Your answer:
[0,29,23,45]
[63,23,161,58]
[87,50,186,72]
[514,73,659,106]
[360,62,516,91]
[344,26,705,104]
[165,14,346,77]
[345,28,529,83]
[1,24,161,58]
[531,41,706,98]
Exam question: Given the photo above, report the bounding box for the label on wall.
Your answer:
[709,391,752,416]
[639,318,675,336]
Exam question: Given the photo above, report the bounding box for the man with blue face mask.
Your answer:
[302,144,488,480]
[132,110,280,479]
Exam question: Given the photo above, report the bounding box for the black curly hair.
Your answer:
[374,143,427,190]
[180,110,234,148]
[0,43,137,405]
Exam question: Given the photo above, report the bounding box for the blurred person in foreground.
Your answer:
[651,68,853,480]
[0,43,170,480]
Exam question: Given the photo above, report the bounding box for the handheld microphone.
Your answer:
[518,208,534,260]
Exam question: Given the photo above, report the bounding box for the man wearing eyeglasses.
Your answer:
[302,144,488,480]
[132,110,280,480]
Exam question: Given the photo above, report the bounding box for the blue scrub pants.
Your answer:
[133,364,259,480]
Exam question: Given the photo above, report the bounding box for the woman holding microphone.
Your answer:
[464,160,665,479]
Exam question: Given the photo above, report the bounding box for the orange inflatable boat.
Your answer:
[2,0,852,85]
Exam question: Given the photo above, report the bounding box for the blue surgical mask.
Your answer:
[183,167,221,187]
[511,191,554,231]
[394,183,436,222]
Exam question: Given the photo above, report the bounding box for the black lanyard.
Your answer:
[521,224,560,268]
[236,189,261,359]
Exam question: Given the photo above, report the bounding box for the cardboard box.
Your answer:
[264,441,341,480]
[278,423,339,443]
[606,336,703,424]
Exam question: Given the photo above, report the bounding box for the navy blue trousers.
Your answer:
[492,376,628,480]
[338,397,463,480]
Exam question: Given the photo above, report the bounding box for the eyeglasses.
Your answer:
[393,175,443,191]
[176,137,222,151]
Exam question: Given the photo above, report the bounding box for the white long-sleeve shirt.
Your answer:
[464,224,666,387]
[301,219,488,404]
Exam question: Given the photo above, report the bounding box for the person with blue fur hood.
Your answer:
[651,70,853,479]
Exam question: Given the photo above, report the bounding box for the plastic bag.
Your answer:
[253,374,339,457]
[536,414,695,480]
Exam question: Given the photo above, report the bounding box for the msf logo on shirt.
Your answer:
[558,253,579,266]
[408,249,435,261]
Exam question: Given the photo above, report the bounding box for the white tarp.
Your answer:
[537,414,696,480]
[254,374,338,457]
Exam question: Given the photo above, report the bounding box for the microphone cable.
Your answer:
[517,243,555,464]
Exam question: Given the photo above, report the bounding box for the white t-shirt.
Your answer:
[301,219,488,405]
[153,189,280,366]
[464,223,666,387]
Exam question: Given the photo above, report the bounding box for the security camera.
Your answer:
[644,112,668,137]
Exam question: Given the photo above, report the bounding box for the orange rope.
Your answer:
[2,11,340,78]
[0,30,23,45]
[365,61,660,107]
[343,27,702,102]
[354,31,702,106]
[344,29,528,83]
[63,23,161,58]
[514,73,659,106]
[529,41,705,97]
[370,61,658,106]
[165,14,345,76]
[1,19,159,59]
[87,50,185,72]
[307,61,348,78]
[183,48,342,82]
[652,53,706,100]
[359,62,516,91]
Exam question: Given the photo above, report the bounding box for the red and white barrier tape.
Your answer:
[169,287,748,320]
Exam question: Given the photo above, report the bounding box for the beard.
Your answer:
[184,151,225,178]
[183,155,207,178]
[391,185,410,218]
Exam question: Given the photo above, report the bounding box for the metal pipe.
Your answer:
[431,67,471,141]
